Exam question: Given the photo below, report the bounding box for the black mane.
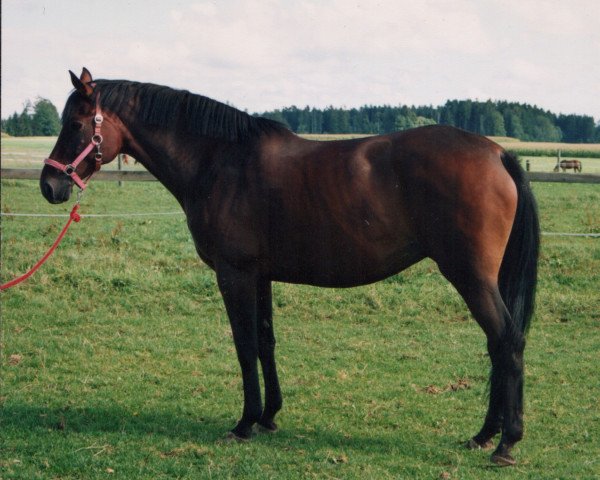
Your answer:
[63,80,287,142]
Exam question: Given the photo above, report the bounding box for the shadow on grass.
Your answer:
[1,402,226,442]
[0,401,475,463]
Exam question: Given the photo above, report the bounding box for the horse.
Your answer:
[553,159,582,172]
[40,68,539,466]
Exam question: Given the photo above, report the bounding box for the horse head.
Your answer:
[40,68,124,204]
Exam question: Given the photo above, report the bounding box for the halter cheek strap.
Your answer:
[44,96,104,190]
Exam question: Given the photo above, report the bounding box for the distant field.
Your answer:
[0,137,145,171]
[488,136,600,151]
[2,135,600,173]
[1,137,58,166]
[300,133,373,141]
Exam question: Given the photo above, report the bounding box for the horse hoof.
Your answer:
[255,421,278,434]
[491,453,516,466]
[465,438,494,450]
[224,431,251,443]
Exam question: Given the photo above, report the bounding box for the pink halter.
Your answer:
[44,95,104,190]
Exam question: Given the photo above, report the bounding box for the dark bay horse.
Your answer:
[553,159,582,172]
[40,69,539,466]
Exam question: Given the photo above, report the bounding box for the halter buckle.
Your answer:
[94,114,104,125]
[64,164,76,175]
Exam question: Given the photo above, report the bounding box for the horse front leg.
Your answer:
[256,279,283,432]
[216,262,262,439]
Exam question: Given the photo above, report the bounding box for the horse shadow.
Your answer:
[0,402,473,464]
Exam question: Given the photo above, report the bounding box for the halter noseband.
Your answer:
[44,95,104,190]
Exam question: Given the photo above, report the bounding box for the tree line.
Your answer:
[1,98,61,137]
[257,100,600,143]
[3,97,599,143]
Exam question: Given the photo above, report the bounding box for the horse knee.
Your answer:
[258,339,276,359]
[235,343,259,369]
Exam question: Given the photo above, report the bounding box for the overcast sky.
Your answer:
[2,0,599,121]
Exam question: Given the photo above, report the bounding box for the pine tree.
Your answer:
[31,98,61,136]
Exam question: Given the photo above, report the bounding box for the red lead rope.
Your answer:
[1,204,82,291]
[4,95,102,291]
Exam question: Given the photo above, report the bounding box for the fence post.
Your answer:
[118,154,123,187]
[526,159,530,171]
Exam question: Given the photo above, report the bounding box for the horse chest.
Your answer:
[185,199,264,269]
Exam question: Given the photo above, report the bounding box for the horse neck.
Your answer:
[118,119,213,204]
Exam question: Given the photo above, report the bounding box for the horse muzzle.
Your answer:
[40,171,72,204]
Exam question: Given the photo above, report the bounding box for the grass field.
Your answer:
[0,137,145,172]
[1,152,600,478]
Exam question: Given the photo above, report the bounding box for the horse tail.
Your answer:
[498,152,540,338]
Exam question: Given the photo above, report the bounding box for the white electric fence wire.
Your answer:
[1,212,598,237]
[1,212,184,218]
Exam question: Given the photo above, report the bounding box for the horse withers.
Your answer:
[40,68,540,466]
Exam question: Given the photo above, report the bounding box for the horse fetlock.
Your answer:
[504,421,524,443]
[260,402,281,423]
[473,420,502,446]
[266,395,283,413]
[466,437,494,451]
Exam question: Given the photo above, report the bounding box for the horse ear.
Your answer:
[80,67,93,84]
[69,69,94,97]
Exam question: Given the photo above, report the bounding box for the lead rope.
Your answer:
[2,96,103,291]
[1,201,82,291]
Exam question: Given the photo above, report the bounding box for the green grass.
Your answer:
[1,178,600,478]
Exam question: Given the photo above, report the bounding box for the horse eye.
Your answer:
[71,121,83,131]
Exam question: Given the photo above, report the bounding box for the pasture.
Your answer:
[1,143,600,478]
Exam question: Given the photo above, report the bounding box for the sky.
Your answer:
[2,0,600,121]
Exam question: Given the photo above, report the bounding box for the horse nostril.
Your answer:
[41,181,54,200]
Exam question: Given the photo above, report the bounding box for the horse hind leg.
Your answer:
[447,278,507,445]
[445,273,525,466]
[429,219,525,463]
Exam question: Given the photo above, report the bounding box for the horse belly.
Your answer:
[268,211,424,287]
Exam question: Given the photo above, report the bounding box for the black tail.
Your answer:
[484,152,540,444]
[498,152,540,337]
